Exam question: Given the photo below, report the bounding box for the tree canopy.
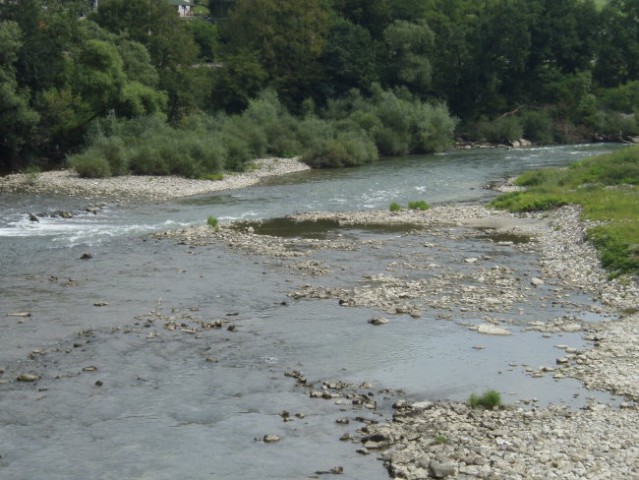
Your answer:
[3,0,639,173]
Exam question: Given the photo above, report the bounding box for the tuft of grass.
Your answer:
[207,216,219,229]
[200,173,224,181]
[469,390,502,410]
[490,146,639,277]
[434,434,448,444]
[407,200,431,211]
[389,202,402,212]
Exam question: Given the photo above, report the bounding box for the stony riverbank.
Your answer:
[157,203,639,479]
[0,157,310,203]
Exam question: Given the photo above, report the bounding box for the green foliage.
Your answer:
[200,173,224,181]
[221,0,330,106]
[207,215,219,228]
[0,21,40,166]
[382,20,434,92]
[5,0,639,172]
[521,110,554,145]
[491,146,639,276]
[469,390,502,410]
[68,152,112,178]
[474,116,524,144]
[408,200,431,210]
[490,192,570,212]
[389,202,401,212]
[301,132,378,168]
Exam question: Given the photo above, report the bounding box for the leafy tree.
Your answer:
[595,0,639,87]
[0,21,40,168]
[94,0,202,122]
[332,0,392,39]
[220,0,330,106]
[321,18,378,97]
[382,20,434,93]
[212,50,268,113]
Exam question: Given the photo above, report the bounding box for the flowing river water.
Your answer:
[0,144,625,479]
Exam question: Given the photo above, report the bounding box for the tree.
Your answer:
[321,18,378,97]
[220,0,330,106]
[382,19,434,93]
[94,0,202,121]
[331,0,392,39]
[0,21,40,169]
[595,0,639,87]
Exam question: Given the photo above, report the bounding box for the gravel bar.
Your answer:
[0,157,310,203]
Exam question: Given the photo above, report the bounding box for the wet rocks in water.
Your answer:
[368,316,389,326]
[28,213,39,222]
[7,312,31,318]
[475,323,511,336]
[80,252,93,260]
[17,373,40,382]
[262,434,281,443]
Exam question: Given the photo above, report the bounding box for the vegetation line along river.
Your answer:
[1,145,637,479]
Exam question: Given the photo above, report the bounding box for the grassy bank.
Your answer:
[490,146,639,277]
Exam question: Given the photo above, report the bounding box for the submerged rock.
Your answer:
[476,323,511,336]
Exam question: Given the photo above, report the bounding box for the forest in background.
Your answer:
[2,0,639,177]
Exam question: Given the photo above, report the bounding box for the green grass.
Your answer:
[389,202,401,212]
[408,200,431,211]
[490,146,639,277]
[469,390,502,410]
[207,216,219,229]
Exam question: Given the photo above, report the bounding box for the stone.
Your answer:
[429,460,456,478]
[263,434,281,443]
[17,373,40,382]
[477,324,511,336]
[368,316,389,326]
[531,277,544,287]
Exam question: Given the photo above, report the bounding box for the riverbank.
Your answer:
[0,157,310,203]
[158,203,639,479]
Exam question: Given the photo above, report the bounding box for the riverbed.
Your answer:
[1,145,637,479]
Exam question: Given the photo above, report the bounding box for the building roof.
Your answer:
[166,0,194,6]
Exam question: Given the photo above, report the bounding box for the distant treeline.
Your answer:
[2,0,639,175]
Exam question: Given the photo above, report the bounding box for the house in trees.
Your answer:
[167,0,194,17]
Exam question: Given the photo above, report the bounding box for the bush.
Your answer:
[469,390,501,409]
[207,216,219,229]
[408,200,430,210]
[389,202,401,212]
[476,116,524,144]
[68,152,112,178]
[128,146,169,175]
[522,110,554,145]
[301,132,378,168]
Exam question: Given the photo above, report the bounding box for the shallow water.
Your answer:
[0,144,626,479]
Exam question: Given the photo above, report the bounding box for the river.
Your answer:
[0,144,624,479]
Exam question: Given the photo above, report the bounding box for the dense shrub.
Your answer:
[301,132,378,168]
[68,152,112,178]
[475,116,524,144]
[521,110,554,145]
[128,145,169,175]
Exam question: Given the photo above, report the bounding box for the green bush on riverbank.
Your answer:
[67,87,456,178]
[490,146,639,277]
